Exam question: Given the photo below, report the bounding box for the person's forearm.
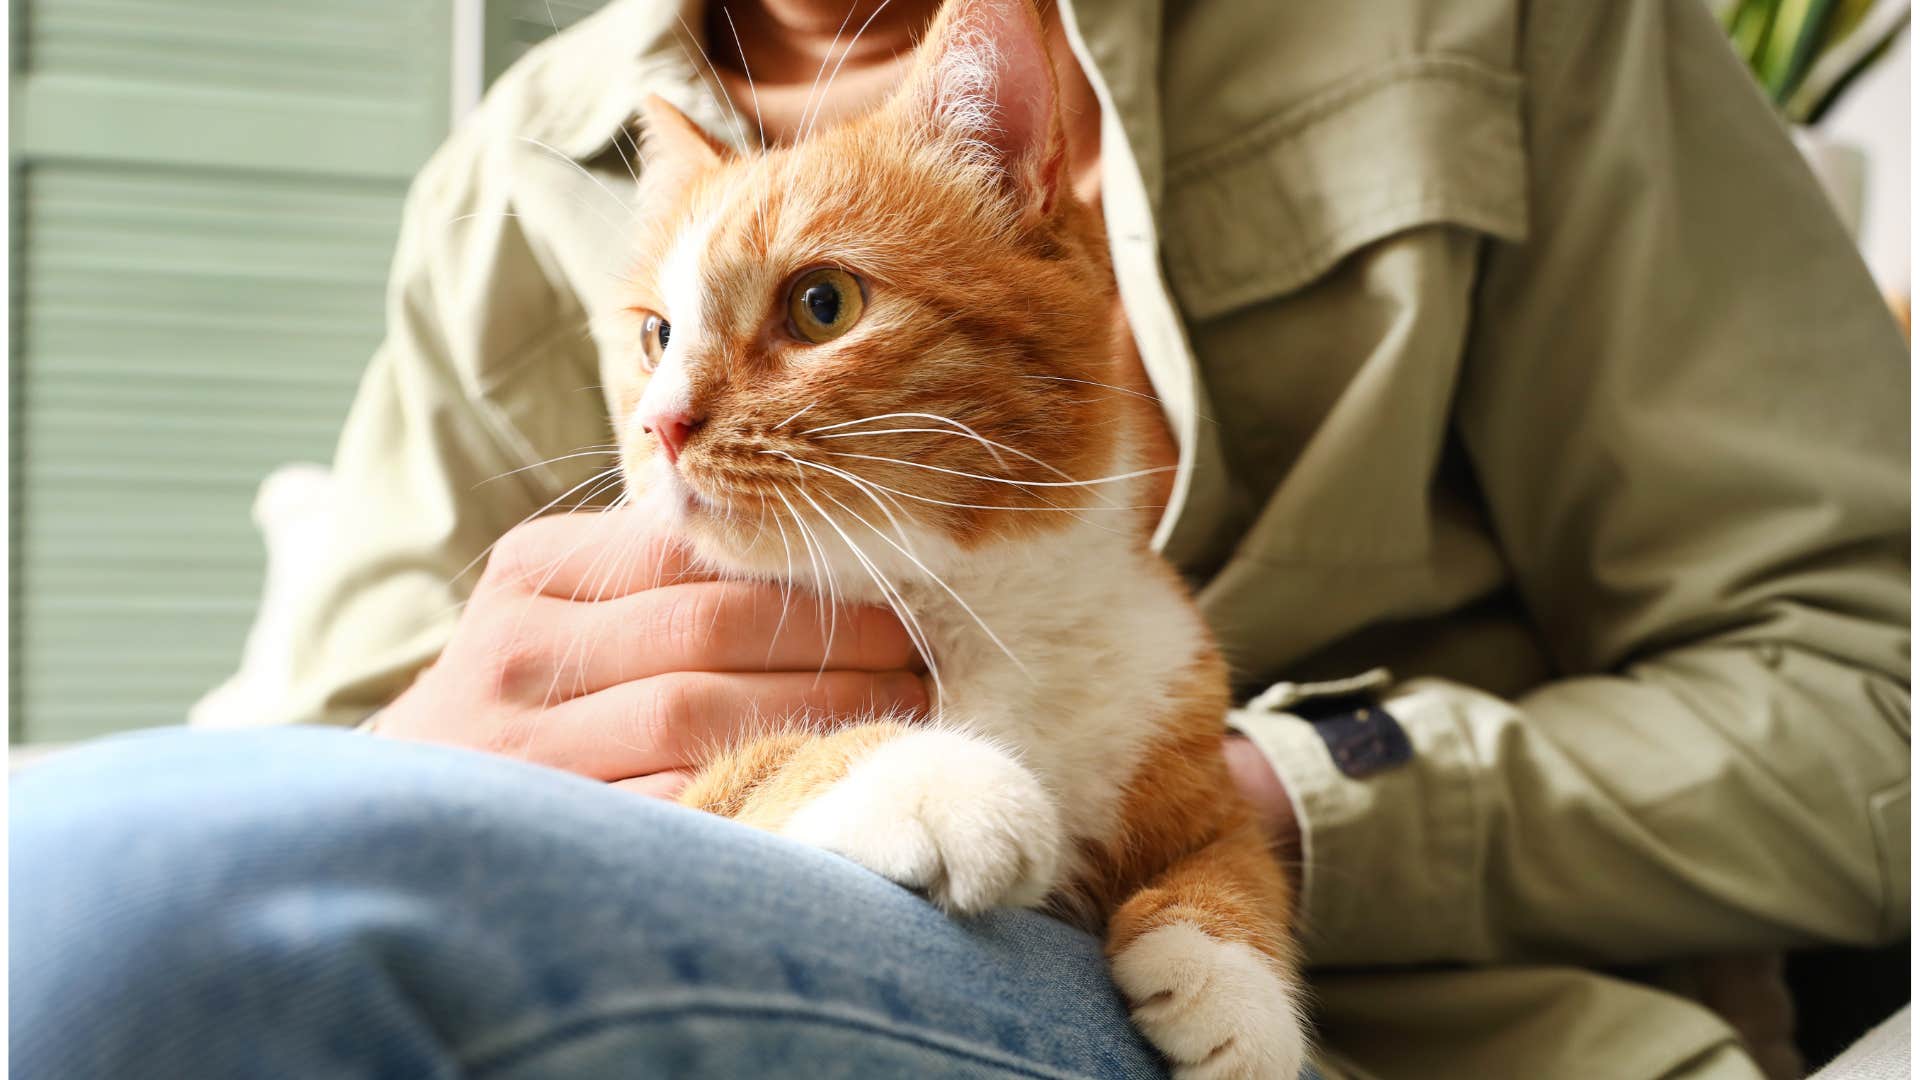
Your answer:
[1232,642,1908,969]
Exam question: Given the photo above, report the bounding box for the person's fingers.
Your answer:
[612,771,691,801]
[529,669,930,780]
[479,510,709,600]
[511,582,920,698]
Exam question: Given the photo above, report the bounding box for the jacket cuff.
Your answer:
[1228,680,1487,967]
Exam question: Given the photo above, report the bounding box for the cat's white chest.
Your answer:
[899,522,1210,848]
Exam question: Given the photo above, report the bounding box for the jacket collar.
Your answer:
[1058,0,1165,212]
[511,0,751,162]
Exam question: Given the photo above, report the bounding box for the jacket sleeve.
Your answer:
[255,122,610,728]
[1233,0,1909,966]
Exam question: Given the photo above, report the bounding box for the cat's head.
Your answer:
[614,0,1133,581]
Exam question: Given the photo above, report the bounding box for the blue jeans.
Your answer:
[11,727,1169,1078]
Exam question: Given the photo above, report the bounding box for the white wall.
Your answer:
[1820,29,1911,293]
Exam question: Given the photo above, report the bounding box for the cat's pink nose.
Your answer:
[642,408,705,465]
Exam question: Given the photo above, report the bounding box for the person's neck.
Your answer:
[706,0,941,143]
[702,1,1104,208]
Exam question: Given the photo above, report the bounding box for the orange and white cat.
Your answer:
[612,0,1307,1074]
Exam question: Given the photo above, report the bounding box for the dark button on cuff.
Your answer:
[1297,701,1413,779]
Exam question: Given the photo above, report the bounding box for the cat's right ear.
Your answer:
[890,0,1066,217]
[637,94,730,199]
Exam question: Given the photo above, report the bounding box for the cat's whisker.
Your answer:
[539,0,642,192]
[605,490,647,598]
[515,137,636,232]
[513,470,630,605]
[764,452,914,546]
[770,484,838,682]
[442,463,627,595]
[790,464,846,676]
[810,424,1010,473]
[765,500,800,667]
[475,446,622,488]
[778,452,1152,541]
[809,478,1031,679]
[1016,374,1221,426]
[1014,373,1161,402]
[810,485,1022,681]
[672,13,753,152]
[495,480,633,757]
[718,5,766,150]
[606,121,646,189]
[536,480,647,709]
[566,498,649,701]
[444,210,526,226]
[809,461,918,543]
[760,451,1153,516]
[824,451,1174,490]
[774,400,819,430]
[800,410,1018,470]
[742,498,773,550]
[813,427,1079,480]
[797,1,860,149]
[785,477,946,705]
[800,0,896,143]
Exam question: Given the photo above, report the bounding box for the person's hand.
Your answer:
[1223,734,1303,891]
[374,509,929,798]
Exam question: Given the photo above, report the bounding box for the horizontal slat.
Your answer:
[23,0,445,116]
[13,73,440,178]
[14,159,410,742]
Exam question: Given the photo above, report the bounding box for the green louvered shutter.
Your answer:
[10,1,452,741]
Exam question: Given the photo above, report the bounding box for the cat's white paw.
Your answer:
[1111,923,1308,1080]
[781,729,1062,914]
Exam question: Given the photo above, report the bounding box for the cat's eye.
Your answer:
[786,267,865,344]
[638,312,670,371]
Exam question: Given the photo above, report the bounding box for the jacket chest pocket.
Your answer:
[1160,56,1530,324]
[1160,57,1531,573]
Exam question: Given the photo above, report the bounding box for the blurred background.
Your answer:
[8,0,604,744]
[5,0,1911,745]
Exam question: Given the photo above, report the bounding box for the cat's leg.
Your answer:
[1107,820,1308,1080]
[686,721,1063,915]
[676,727,814,819]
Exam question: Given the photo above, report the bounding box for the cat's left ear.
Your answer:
[637,94,732,200]
[892,0,1067,217]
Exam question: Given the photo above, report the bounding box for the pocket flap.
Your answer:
[1161,57,1529,322]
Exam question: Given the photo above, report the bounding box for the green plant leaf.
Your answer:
[1775,0,1843,101]
[1729,0,1784,69]
[1786,0,1911,122]
[1757,0,1813,98]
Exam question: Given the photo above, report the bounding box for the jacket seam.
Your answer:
[1169,192,1526,316]
[1869,780,1908,941]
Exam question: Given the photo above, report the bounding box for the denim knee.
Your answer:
[11,728,1164,1080]
[11,728,750,1077]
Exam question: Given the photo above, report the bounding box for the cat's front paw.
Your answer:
[781,729,1061,914]
[1111,923,1308,1080]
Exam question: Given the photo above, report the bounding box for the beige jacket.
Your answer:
[271,1,1911,1076]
